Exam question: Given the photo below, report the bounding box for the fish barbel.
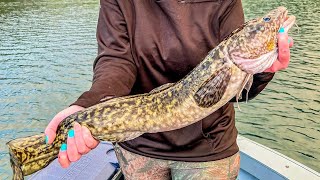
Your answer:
[7,7,295,180]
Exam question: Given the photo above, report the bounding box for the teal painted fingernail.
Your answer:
[60,143,67,151]
[45,135,48,144]
[288,39,291,43]
[279,27,285,33]
[68,129,74,138]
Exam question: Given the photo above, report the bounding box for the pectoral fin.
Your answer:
[236,74,253,103]
[194,66,231,108]
[235,74,253,111]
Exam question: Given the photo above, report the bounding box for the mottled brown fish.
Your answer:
[7,7,295,180]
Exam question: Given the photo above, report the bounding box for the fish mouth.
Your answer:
[282,9,296,33]
[270,7,296,33]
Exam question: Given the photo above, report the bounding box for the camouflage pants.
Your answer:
[114,144,240,180]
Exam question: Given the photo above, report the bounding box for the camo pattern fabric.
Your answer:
[114,144,240,180]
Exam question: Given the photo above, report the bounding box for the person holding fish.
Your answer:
[45,0,294,179]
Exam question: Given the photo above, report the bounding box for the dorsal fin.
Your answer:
[193,66,231,108]
[150,83,174,93]
[221,19,257,42]
[99,96,115,103]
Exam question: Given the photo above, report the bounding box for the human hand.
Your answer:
[264,27,294,73]
[45,105,99,168]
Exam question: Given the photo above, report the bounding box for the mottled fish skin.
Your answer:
[6,7,294,180]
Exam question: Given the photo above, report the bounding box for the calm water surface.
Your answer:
[0,0,319,178]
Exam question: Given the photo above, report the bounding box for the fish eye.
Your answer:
[263,17,271,22]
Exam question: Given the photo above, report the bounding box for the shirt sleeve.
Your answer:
[72,0,137,108]
[218,0,275,102]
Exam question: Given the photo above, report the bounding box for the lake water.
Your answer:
[0,0,319,178]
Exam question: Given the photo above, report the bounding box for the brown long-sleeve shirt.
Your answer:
[73,0,274,161]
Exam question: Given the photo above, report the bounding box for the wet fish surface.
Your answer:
[6,7,296,180]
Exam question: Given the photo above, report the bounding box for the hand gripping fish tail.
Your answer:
[7,6,296,179]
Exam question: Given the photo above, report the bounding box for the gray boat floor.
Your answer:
[27,142,118,180]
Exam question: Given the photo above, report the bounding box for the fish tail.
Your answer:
[10,158,23,180]
[7,133,61,178]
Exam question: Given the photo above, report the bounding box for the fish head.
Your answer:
[228,6,296,74]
